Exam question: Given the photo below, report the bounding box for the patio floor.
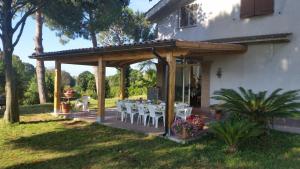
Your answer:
[59,108,165,136]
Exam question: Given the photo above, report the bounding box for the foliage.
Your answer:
[98,8,157,45]
[210,119,263,153]
[76,71,110,99]
[23,70,56,105]
[76,71,96,93]
[172,116,204,138]
[212,87,300,129]
[0,55,35,104]
[45,0,129,45]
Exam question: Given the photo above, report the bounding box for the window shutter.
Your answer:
[254,0,274,16]
[240,0,255,18]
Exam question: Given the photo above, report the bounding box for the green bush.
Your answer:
[213,87,300,129]
[210,120,263,153]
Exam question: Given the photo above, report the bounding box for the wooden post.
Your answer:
[156,60,165,100]
[97,57,106,123]
[166,53,176,133]
[119,66,125,100]
[54,60,61,114]
[201,61,212,108]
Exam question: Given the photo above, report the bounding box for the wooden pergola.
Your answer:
[30,39,247,132]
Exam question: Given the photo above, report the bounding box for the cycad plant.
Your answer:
[210,120,263,153]
[212,87,300,129]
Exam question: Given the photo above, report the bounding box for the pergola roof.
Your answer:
[29,39,247,67]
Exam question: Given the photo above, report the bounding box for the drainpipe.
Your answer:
[152,48,170,136]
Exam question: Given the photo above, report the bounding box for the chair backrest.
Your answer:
[147,105,157,117]
[82,96,90,104]
[137,104,146,115]
[117,101,124,112]
[185,107,193,116]
[125,103,133,114]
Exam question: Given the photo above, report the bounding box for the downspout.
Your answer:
[152,48,170,136]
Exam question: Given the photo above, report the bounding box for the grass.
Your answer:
[0,113,300,169]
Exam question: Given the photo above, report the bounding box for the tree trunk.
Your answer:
[35,10,47,104]
[90,30,99,93]
[1,1,19,123]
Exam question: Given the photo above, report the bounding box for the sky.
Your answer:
[2,0,160,77]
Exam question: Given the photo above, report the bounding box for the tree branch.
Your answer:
[13,2,46,33]
[12,18,26,47]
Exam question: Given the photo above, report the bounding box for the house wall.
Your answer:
[156,0,300,104]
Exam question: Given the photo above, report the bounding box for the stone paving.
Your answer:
[62,108,165,136]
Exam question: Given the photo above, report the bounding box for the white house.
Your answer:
[147,0,300,132]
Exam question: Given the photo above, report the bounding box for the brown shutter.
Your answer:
[254,0,274,16]
[240,0,255,18]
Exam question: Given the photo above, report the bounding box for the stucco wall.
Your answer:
[156,0,300,104]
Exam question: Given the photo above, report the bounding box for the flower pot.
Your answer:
[215,110,222,121]
[61,103,71,113]
[178,128,190,139]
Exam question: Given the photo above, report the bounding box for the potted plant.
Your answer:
[210,104,223,121]
[171,116,204,139]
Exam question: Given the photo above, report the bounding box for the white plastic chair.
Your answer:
[75,96,90,112]
[137,104,149,126]
[81,96,90,112]
[176,107,193,120]
[147,104,165,128]
[124,103,138,124]
[116,101,126,121]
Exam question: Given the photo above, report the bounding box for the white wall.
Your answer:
[156,0,300,104]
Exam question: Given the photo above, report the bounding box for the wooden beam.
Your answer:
[96,57,106,123]
[201,61,212,108]
[118,58,150,67]
[54,61,61,114]
[176,41,247,52]
[166,52,176,133]
[119,67,125,100]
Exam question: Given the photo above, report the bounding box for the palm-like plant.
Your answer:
[210,120,263,153]
[212,87,300,128]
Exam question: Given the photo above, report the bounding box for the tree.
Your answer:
[34,9,47,104]
[0,0,46,123]
[46,0,129,93]
[98,8,157,98]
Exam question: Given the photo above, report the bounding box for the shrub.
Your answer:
[210,120,263,153]
[212,87,300,129]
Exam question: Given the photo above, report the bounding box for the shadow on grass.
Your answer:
[5,123,300,169]
[19,119,67,124]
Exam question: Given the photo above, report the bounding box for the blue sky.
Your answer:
[4,0,160,76]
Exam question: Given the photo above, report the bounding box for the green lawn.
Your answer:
[0,113,300,169]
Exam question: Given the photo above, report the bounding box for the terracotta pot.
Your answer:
[61,103,71,113]
[215,110,222,121]
[178,128,190,139]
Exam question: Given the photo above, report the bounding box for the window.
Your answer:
[240,0,274,18]
[179,4,198,27]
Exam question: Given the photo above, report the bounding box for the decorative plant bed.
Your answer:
[171,115,207,142]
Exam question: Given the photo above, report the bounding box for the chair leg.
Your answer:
[143,115,147,126]
[130,114,134,124]
[163,116,165,127]
[137,115,140,124]
[155,117,159,128]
